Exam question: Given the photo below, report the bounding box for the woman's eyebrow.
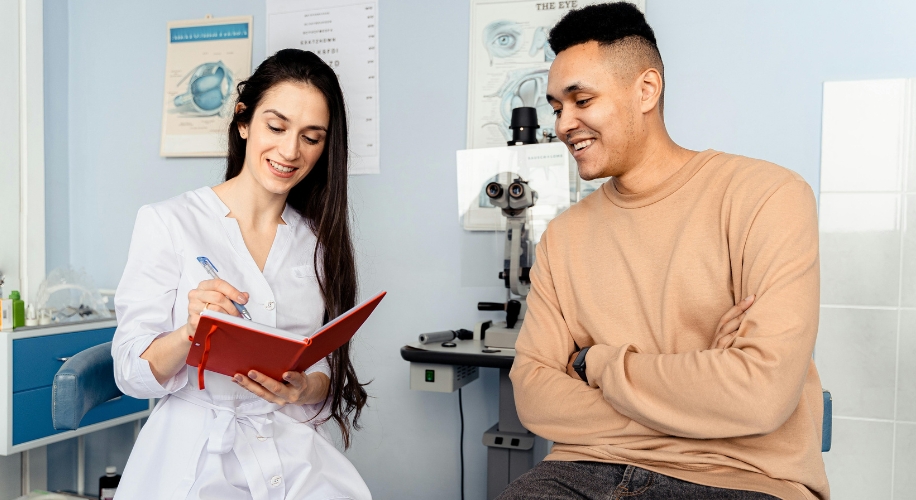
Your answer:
[262,108,289,121]
[263,109,327,132]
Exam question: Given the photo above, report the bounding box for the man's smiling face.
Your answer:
[547,41,642,181]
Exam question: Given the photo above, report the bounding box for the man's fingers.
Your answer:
[737,294,756,312]
[716,305,744,332]
[720,313,745,336]
[716,332,737,349]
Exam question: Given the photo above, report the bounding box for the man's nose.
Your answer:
[555,109,578,142]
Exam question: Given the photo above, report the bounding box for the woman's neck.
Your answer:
[212,173,288,229]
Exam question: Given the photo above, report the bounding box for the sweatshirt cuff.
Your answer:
[585,344,636,390]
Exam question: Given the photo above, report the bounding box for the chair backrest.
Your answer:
[822,390,832,452]
[52,341,123,430]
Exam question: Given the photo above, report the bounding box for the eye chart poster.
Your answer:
[267,0,380,175]
[467,0,644,149]
[160,16,253,157]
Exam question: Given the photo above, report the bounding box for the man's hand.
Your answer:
[563,294,757,381]
[233,370,330,406]
[710,294,755,349]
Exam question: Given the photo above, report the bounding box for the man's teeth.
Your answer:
[269,159,295,173]
[574,139,594,151]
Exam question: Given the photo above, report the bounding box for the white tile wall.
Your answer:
[818,78,916,499]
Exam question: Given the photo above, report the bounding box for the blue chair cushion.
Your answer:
[51,341,123,430]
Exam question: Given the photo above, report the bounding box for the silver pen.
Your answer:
[196,256,252,320]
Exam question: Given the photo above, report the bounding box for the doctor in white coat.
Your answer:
[111,49,371,500]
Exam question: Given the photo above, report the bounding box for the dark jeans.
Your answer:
[496,461,780,500]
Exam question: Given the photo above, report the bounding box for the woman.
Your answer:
[111,49,370,500]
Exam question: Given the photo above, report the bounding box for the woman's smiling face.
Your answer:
[238,81,331,195]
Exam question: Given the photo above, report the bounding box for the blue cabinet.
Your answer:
[1,319,152,455]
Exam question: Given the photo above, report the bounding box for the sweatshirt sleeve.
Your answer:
[111,205,189,399]
[585,179,820,439]
[510,229,665,444]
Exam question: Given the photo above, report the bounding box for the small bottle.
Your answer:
[99,466,120,500]
[9,291,24,328]
[25,304,37,326]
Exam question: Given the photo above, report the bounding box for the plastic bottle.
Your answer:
[9,291,24,328]
[99,466,120,500]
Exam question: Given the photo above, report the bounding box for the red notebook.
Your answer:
[186,291,386,389]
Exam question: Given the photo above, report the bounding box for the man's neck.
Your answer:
[613,136,697,195]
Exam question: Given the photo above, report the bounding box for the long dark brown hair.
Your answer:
[225,49,367,448]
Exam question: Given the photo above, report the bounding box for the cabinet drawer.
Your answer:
[13,386,148,445]
[13,327,116,393]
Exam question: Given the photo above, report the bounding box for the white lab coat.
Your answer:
[111,187,371,500]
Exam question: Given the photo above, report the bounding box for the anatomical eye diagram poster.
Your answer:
[466,0,644,149]
[160,16,253,157]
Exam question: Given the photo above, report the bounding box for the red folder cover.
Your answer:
[186,291,386,389]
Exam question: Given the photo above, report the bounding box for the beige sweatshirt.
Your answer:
[510,150,827,500]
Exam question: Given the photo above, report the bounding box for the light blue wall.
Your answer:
[42,0,916,498]
[44,0,69,273]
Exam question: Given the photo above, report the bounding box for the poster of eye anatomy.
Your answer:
[467,0,645,149]
[266,0,381,175]
[160,16,253,157]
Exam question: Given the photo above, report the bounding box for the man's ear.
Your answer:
[638,68,663,114]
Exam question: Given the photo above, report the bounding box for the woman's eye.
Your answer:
[267,124,283,133]
[303,136,320,145]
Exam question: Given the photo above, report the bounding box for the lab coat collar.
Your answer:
[197,186,304,229]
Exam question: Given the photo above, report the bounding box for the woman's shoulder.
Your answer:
[139,187,226,223]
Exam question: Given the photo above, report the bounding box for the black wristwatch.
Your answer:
[573,346,591,385]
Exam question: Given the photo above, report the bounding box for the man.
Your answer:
[501,3,827,499]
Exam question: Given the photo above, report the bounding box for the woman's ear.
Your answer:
[235,103,249,139]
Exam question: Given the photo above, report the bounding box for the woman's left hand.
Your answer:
[233,370,330,406]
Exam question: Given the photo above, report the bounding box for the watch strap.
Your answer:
[573,346,591,385]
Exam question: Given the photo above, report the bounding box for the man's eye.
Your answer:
[552,108,562,116]
[576,98,592,107]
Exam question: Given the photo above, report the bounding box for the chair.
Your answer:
[52,341,123,430]
[822,390,832,452]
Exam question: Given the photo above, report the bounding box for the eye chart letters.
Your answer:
[267,0,381,175]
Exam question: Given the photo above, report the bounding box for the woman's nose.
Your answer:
[277,134,300,161]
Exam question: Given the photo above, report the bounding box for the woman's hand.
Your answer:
[709,294,755,349]
[186,279,249,337]
[233,370,331,407]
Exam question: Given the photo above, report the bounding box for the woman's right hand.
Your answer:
[185,279,249,338]
[709,294,755,350]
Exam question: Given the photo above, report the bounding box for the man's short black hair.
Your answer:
[548,2,665,112]
[548,2,658,55]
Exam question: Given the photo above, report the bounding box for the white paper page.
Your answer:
[267,0,381,175]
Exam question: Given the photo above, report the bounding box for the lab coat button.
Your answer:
[270,475,282,487]
[266,301,275,311]
[257,436,267,441]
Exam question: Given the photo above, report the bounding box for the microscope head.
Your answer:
[485,177,538,215]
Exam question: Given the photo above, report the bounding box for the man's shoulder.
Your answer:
[707,151,810,199]
[543,182,608,238]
